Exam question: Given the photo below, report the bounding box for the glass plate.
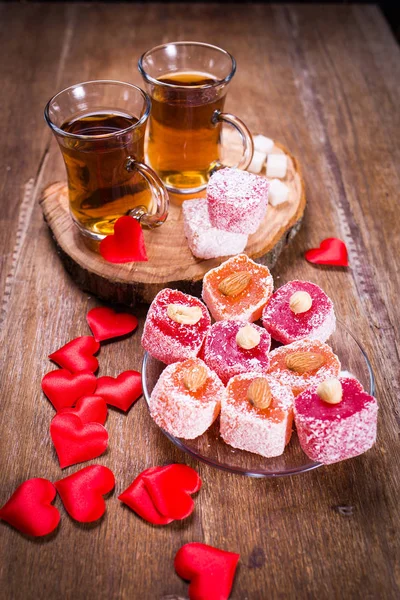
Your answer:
[141,321,375,478]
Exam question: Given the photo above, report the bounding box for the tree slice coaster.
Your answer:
[39,141,305,305]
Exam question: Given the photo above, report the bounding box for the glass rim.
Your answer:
[138,41,237,89]
[44,79,151,141]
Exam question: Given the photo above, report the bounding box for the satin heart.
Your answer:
[41,369,97,411]
[96,371,142,412]
[142,464,201,520]
[87,307,138,342]
[49,336,100,374]
[50,413,108,469]
[55,465,115,523]
[58,395,108,425]
[175,543,240,600]
[0,478,60,537]
[118,467,173,526]
[99,216,148,264]
[305,238,349,267]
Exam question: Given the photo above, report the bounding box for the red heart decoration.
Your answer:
[142,464,202,520]
[118,467,173,525]
[41,369,97,411]
[0,478,60,537]
[87,307,138,342]
[55,465,115,523]
[58,395,108,425]
[49,336,100,374]
[305,238,349,267]
[175,543,240,600]
[50,413,108,469]
[99,216,148,264]
[96,371,142,412]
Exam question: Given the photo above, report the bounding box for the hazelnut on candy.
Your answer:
[317,378,343,404]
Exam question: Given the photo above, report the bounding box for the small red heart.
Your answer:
[305,238,349,267]
[99,216,148,264]
[118,467,173,525]
[49,336,100,374]
[58,395,108,425]
[175,543,240,600]
[55,465,115,523]
[50,413,108,469]
[87,307,138,342]
[0,478,60,537]
[96,371,142,412]
[41,369,97,411]
[142,464,201,520]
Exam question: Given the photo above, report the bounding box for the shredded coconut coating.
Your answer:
[149,358,225,439]
[294,377,378,464]
[182,198,248,259]
[268,339,341,396]
[220,373,294,458]
[262,280,336,344]
[201,320,271,384]
[202,254,274,322]
[207,167,269,234]
[141,289,211,365]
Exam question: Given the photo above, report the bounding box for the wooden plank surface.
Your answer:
[0,3,399,599]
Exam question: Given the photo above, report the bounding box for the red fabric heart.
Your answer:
[50,413,108,469]
[305,238,349,266]
[41,369,97,411]
[87,307,138,342]
[99,216,148,264]
[175,543,240,600]
[0,478,60,537]
[118,467,173,525]
[58,395,108,425]
[96,371,142,412]
[49,336,100,374]
[55,465,115,523]
[142,464,202,520]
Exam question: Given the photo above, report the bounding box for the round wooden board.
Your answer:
[39,141,306,305]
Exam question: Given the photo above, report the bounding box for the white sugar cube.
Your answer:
[248,149,267,174]
[266,154,288,178]
[253,134,274,154]
[269,179,289,206]
[182,198,248,260]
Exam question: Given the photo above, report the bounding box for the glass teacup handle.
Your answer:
[212,110,254,172]
[125,157,169,228]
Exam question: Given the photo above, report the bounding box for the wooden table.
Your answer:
[1,3,399,599]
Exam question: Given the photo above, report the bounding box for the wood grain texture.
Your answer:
[0,3,399,600]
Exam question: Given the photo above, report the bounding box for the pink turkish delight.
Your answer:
[141,289,211,365]
[206,167,269,234]
[262,280,336,344]
[294,377,378,464]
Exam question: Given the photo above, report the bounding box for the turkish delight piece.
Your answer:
[141,289,211,365]
[294,377,378,464]
[220,373,294,458]
[149,358,224,439]
[182,198,248,260]
[207,167,269,234]
[262,280,336,344]
[200,321,271,384]
[202,254,274,322]
[268,339,341,397]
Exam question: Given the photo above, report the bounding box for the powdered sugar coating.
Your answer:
[201,321,271,384]
[149,358,224,439]
[268,339,341,396]
[262,280,336,344]
[294,377,378,464]
[207,167,269,234]
[202,254,274,322]
[182,198,248,259]
[141,289,211,365]
[221,373,294,458]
